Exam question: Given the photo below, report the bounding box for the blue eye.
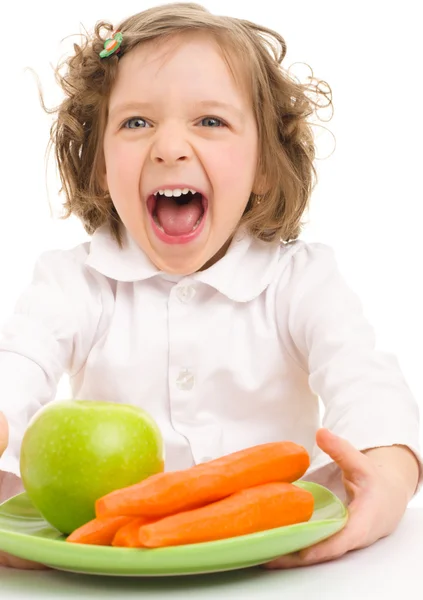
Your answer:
[124,118,150,129]
[200,117,225,127]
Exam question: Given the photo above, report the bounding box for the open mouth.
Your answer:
[146,188,208,244]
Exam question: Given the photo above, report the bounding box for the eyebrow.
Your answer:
[196,100,245,121]
[109,100,245,121]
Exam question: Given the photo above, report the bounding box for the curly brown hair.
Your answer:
[45,2,333,247]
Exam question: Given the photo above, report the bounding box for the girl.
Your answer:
[0,2,420,570]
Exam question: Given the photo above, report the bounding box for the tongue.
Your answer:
[155,196,203,236]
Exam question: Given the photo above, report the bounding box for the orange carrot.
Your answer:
[135,482,314,548]
[96,441,310,519]
[112,517,154,547]
[66,515,133,545]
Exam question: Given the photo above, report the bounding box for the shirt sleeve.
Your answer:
[282,242,422,493]
[0,248,103,478]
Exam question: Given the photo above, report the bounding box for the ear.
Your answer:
[252,155,272,196]
[99,172,108,194]
[96,153,109,193]
[252,170,269,196]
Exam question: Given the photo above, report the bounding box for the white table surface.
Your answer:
[1,506,422,600]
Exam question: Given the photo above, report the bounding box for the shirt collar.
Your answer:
[85,224,282,302]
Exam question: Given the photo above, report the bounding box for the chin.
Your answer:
[155,263,191,276]
[153,256,206,276]
[147,235,216,275]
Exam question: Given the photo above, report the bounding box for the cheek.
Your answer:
[105,141,143,191]
[211,137,258,192]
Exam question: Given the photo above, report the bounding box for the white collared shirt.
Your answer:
[0,225,421,498]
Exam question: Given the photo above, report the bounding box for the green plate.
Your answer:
[0,481,347,576]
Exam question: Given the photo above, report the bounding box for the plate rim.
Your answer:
[0,481,348,574]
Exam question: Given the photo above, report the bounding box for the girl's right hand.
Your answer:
[0,551,49,570]
[0,413,49,570]
[0,411,7,457]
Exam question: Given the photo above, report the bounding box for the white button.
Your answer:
[176,285,196,303]
[176,368,195,390]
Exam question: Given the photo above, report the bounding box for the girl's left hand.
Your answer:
[264,428,417,569]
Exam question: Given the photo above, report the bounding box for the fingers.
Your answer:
[264,500,370,569]
[0,412,8,456]
[264,526,358,568]
[0,550,50,570]
[316,428,372,483]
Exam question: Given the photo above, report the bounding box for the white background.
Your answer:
[1,1,422,504]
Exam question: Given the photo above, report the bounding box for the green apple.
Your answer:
[20,400,164,534]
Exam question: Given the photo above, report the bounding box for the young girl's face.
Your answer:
[103,33,259,274]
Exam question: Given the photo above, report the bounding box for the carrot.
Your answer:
[135,482,314,548]
[96,441,310,519]
[112,517,154,547]
[66,515,133,545]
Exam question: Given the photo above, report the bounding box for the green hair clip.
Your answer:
[99,31,123,58]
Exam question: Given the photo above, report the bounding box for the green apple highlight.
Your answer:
[20,400,164,534]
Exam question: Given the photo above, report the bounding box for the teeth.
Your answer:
[154,188,197,197]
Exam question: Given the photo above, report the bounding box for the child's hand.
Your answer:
[0,551,49,570]
[0,411,7,457]
[264,428,419,569]
[0,412,49,570]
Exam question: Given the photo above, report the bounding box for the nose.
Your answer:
[150,122,192,165]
